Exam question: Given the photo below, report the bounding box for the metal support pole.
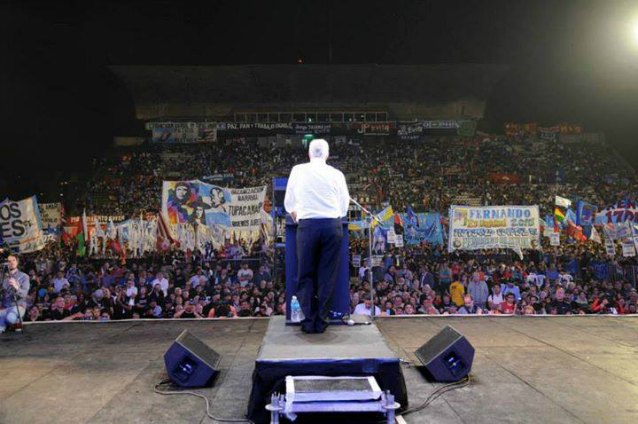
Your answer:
[382,390,401,424]
[265,393,284,424]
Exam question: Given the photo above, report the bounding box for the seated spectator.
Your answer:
[458,295,483,315]
[550,287,573,315]
[353,294,381,316]
[487,284,504,311]
[500,293,517,315]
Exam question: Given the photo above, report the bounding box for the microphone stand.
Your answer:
[350,197,383,320]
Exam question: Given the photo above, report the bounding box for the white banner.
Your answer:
[621,240,635,257]
[39,202,63,237]
[549,232,560,246]
[0,196,46,253]
[604,239,616,256]
[555,195,572,208]
[146,121,217,143]
[448,205,540,252]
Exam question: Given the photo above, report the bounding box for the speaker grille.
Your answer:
[176,330,221,370]
[415,326,463,366]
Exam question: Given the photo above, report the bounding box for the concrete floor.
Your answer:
[1,316,637,424]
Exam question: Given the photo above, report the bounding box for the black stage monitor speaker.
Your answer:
[414,325,474,382]
[164,330,221,388]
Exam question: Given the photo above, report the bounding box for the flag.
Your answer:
[590,225,602,244]
[565,208,577,224]
[371,205,393,229]
[393,212,404,235]
[554,207,566,223]
[406,206,420,227]
[539,217,547,233]
[348,220,369,231]
[76,209,87,257]
[566,221,587,243]
[555,195,572,208]
[157,213,175,251]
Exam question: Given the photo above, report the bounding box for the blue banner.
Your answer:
[576,200,597,226]
[401,213,444,246]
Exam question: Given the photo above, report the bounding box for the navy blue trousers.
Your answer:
[296,218,343,331]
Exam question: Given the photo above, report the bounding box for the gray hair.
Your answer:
[308,138,329,160]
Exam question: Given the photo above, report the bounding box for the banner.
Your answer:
[397,123,424,140]
[372,226,388,254]
[162,180,266,248]
[504,122,537,137]
[63,214,128,256]
[146,122,217,143]
[488,173,521,184]
[595,200,638,224]
[621,240,635,257]
[39,202,63,237]
[350,122,394,136]
[538,125,560,142]
[549,232,560,246]
[293,123,331,135]
[555,195,572,209]
[422,120,461,129]
[559,123,583,135]
[0,196,46,253]
[604,239,616,256]
[217,122,293,132]
[576,200,597,226]
[448,205,540,252]
[402,213,444,246]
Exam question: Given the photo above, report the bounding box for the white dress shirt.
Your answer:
[284,158,350,220]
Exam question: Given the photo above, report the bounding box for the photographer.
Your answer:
[1,254,30,333]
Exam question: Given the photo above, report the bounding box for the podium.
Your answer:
[284,216,350,322]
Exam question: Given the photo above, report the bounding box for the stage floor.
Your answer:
[1,316,638,424]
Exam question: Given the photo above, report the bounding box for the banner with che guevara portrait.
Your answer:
[162,180,267,236]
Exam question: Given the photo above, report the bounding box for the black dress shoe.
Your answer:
[314,321,329,333]
[301,323,316,334]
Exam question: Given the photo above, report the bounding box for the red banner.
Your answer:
[488,173,521,184]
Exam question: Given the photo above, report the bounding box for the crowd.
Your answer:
[2,129,637,328]
[16,246,283,323]
[350,244,637,316]
[81,133,636,219]
[8,236,637,328]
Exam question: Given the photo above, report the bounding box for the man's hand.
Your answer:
[8,278,19,291]
[291,211,298,223]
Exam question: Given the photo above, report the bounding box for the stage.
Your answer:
[1,316,638,423]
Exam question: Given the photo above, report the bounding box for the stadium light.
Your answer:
[302,134,314,149]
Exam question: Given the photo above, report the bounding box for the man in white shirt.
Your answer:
[150,272,169,297]
[353,294,380,316]
[52,271,70,293]
[284,139,350,334]
[237,263,254,287]
[487,283,504,311]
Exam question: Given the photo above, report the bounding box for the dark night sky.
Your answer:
[1,0,637,195]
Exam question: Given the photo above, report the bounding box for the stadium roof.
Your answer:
[111,64,509,121]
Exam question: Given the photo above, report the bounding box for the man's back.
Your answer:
[284,161,349,220]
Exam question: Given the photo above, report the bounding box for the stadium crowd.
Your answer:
[3,130,638,329]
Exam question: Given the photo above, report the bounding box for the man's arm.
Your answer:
[337,171,350,218]
[284,166,298,221]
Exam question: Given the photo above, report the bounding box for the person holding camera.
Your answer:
[1,254,30,333]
